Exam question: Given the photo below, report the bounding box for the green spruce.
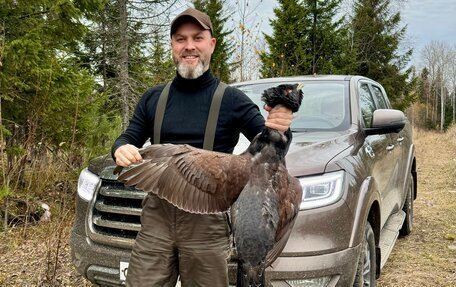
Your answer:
[351,0,414,110]
[193,0,234,82]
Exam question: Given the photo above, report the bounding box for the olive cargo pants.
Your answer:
[126,194,231,287]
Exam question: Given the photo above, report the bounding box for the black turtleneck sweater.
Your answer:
[111,70,265,157]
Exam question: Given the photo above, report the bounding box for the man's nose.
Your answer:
[184,39,196,50]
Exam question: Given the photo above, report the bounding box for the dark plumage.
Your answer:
[115,83,303,287]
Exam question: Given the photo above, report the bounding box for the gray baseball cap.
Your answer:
[170,8,213,36]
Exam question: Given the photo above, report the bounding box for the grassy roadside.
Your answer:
[377,127,456,287]
[0,127,455,286]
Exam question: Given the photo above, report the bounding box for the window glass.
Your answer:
[371,85,389,109]
[359,83,376,128]
[238,81,349,131]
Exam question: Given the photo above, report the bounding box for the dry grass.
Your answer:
[377,126,456,287]
[0,127,455,286]
[0,159,90,287]
[0,213,89,287]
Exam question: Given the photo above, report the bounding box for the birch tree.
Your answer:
[231,0,264,82]
[422,41,454,130]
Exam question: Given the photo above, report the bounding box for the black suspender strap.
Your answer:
[153,81,227,150]
[203,82,227,150]
[153,81,172,144]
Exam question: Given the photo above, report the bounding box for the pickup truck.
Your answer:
[71,75,417,287]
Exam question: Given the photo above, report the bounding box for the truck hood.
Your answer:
[283,130,356,176]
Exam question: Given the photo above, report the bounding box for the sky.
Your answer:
[400,0,456,67]
[226,0,456,68]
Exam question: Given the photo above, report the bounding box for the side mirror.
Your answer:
[364,109,406,136]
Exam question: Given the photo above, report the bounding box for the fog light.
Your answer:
[285,276,331,287]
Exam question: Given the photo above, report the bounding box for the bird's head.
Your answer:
[261,83,303,112]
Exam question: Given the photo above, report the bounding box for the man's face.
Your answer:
[171,22,216,79]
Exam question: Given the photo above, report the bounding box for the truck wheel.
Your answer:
[353,221,376,287]
[399,175,414,236]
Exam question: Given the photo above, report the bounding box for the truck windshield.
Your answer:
[238,81,350,132]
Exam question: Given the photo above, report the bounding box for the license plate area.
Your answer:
[120,261,129,281]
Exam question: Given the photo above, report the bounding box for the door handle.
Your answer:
[386,144,395,151]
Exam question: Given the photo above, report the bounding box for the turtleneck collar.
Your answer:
[173,69,217,92]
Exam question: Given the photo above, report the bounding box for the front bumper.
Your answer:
[228,244,360,286]
[71,221,132,286]
[71,228,360,287]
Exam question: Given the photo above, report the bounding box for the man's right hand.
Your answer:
[114,144,143,167]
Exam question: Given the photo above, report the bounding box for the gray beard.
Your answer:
[176,60,206,79]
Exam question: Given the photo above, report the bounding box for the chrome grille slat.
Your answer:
[93,215,141,232]
[99,187,147,199]
[88,179,146,247]
[95,202,142,216]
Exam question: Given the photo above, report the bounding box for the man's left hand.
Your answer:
[264,105,293,132]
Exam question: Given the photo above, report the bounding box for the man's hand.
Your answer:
[264,105,293,132]
[114,144,143,167]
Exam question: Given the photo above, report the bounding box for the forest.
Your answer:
[0,1,455,282]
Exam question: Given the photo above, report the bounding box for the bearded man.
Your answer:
[111,8,293,287]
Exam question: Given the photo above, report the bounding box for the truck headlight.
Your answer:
[77,168,100,202]
[299,171,345,210]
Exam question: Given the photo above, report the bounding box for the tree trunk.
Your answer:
[453,87,456,124]
[312,0,317,75]
[440,82,445,131]
[118,0,130,130]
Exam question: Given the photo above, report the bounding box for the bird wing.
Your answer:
[264,174,302,267]
[117,144,251,214]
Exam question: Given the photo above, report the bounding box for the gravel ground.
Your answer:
[0,128,455,287]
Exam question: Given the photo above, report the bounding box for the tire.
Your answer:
[399,175,414,236]
[353,221,376,287]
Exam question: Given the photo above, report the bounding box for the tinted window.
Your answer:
[237,81,350,131]
[371,85,389,109]
[359,83,376,128]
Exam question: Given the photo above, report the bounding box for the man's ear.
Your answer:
[210,37,216,53]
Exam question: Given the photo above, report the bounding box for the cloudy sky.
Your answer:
[401,0,456,66]
[226,0,456,68]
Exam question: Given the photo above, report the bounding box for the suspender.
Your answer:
[203,82,227,150]
[153,82,172,145]
[153,81,228,151]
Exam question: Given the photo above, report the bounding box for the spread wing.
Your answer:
[117,144,252,214]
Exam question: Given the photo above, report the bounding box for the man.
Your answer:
[112,7,293,287]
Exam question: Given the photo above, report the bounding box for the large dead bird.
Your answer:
[115,84,303,286]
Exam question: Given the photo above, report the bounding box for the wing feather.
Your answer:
[117,144,251,214]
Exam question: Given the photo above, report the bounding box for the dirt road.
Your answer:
[0,128,455,286]
[377,128,456,287]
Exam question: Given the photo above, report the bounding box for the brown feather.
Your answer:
[117,144,252,214]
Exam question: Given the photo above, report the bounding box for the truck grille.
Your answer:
[87,179,147,248]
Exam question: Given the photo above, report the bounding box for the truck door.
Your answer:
[359,81,396,227]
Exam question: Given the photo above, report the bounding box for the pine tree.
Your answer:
[260,0,352,77]
[79,0,179,129]
[260,0,310,77]
[303,0,356,74]
[149,30,175,84]
[0,0,104,150]
[193,0,234,82]
[351,0,414,110]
